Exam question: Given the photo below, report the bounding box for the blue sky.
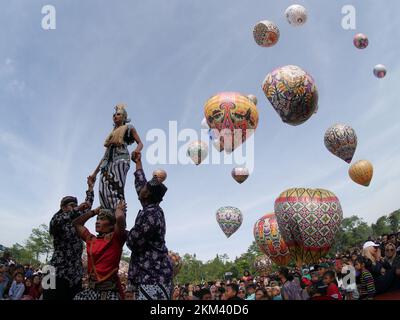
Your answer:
[0,0,399,261]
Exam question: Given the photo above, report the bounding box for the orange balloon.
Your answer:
[349,160,373,186]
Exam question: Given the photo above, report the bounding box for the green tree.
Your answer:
[333,216,373,252]
[371,216,391,237]
[388,210,400,233]
[8,243,39,265]
[25,224,53,262]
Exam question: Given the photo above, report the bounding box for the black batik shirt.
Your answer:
[127,169,173,285]
[49,190,94,287]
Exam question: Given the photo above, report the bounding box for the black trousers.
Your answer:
[43,278,82,300]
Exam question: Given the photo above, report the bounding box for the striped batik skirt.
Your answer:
[99,159,130,209]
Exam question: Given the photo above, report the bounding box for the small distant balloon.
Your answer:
[253,20,280,47]
[216,206,243,238]
[285,4,308,26]
[353,33,369,49]
[373,64,387,78]
[349,160,373,187]
[231,167,249,184]
[324,124,357,163]
[153,169,167,183]
[187,141,208,165]
[247,94,258,106]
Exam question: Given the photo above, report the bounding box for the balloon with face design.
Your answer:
[216,206,243,238]
[275,188,343,266]
[253,213,291,266]
[204,92,259,153]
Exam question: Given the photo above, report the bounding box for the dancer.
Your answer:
[89,104,143,209]
[43,177,94,300]
[73,201,127,300]
[127,152,173,300]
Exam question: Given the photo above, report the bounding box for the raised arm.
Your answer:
[131,127,144,153]
[114,200,127,238]
[131,152,146,195]
[72,207,100,241]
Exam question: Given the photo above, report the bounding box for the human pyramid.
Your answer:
[44,104,174,300]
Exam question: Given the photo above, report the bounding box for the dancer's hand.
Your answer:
[116,200,127,214]
[87,175,96,189]
[131,150,141,163]
[92,206,101,217]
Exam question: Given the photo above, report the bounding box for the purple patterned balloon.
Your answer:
[353,33,369,49]
[262,65,318,126]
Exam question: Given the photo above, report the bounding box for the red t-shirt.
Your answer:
[83,228,127,283]
[326,283,343,300]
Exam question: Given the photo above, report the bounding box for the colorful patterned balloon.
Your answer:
[349,160,373,187]
[247,94,258,106]
[204,92,259,153]
[153,169,167,183]
[285,4,308,26]
[275,188,343,266]
[216,206,243,238]
[253,20,280,47]
[262,65,318,126]
[353,33,369,49]
[373,64,387,78]
[168,251,182,277]
[231,167,249,184]
[253,213,291,266]
[187,141,208,165]
[324,124,358,163]
[254,255,273,276]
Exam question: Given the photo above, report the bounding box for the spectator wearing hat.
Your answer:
[43,177,95,300]
[127,152,173,300]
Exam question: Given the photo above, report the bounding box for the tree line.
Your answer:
[1,209,399,282]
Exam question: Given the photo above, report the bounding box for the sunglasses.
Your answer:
[386,249,395,252]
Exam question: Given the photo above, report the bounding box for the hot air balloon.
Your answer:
[285,4,307,26]
[262,65,318,126]
[253,20,280,47]
[253,213,291,266]
[168,251,182,277]
[373,64,387,78]
[216,206,243,238]
[231,167,249,184]
[247,94,258,106]
[204,92,259,153]
[187,141,208,165]
[275,188,343,266]
[324,124,358,163]
[153,169,167,183]
[254,255,273,276]
[354,33,369,49]
[349,160,373,186]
